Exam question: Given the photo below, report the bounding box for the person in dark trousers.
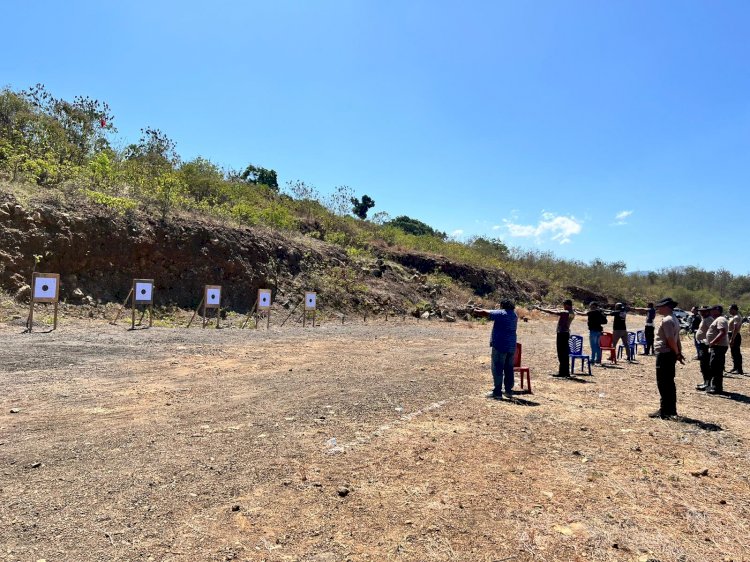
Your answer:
[689,306,702,358]
[474,299,518,399]
[644,302,656,355]
[609,303,634,361]
[728,304,744,375]
[538,299,575,377]
[586,302,608,365]
[649,297,684,419]
[694,306,714,391]
[706,304,729,394]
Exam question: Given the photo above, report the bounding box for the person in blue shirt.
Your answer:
[474,299,518,399]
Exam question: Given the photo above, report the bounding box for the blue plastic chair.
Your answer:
[636,330,648,354]
[618,331,637,359]
[569,334,592,375]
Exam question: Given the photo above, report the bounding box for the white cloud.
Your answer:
[450,229,464,238]
[491,224,502,231]
[613,209,633,226]
[615,210,633,220]
[503,211,582,245]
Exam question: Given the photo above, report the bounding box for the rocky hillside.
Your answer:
[0,191,543,318]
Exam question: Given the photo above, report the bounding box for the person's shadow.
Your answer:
[675,417,723,432]
[507,396,541,407]
[547,374,595,384]
[714,391,750,405]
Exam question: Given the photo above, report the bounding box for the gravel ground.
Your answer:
[2,314,750,561]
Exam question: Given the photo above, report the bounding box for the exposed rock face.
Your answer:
[0,193,337,311]
[0,191,550,313]
[381,246,539,301]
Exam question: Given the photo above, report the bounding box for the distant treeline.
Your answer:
[1,85,748,310]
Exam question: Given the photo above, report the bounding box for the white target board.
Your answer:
[205,285,222,309]
[33,273,60,303]
[258,289,272,309]
[304,291,317,310]
[133,279,154,304]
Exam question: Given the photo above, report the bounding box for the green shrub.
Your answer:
[82,189,137,214]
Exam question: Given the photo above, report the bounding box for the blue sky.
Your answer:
[3,1,749,273]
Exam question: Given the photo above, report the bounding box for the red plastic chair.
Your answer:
[599,332,617,364]
[514,342,532,393]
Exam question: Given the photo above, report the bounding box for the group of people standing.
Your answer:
[536,300,649,376]
[693,304,745,395]
[477,297,745,419]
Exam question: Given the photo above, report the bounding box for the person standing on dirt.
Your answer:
[649,297,685,420]
[644,303,657,355]
[538,299,575,377]
[695,306,714,391]
[473,299,518,399]
[706,305,729,394]
[586,302,608,366]
[609,303,634,362]
[728,304,744,375]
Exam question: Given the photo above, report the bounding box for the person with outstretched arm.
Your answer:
[537,299,575,377]
[473,299,518,399]
[586,302,608,366]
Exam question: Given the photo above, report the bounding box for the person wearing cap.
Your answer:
[728,304,744,375]
[586,302,608,365]
[537,299,575,377]
[694,305,714,391]
[609,303,634,362]
[705,305,729,394]
[689,306,702,358]
[649,297,684,419]
[473,299,518,399]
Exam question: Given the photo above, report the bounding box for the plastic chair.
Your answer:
[617,331,636,359]
[568,334,592,375]
[599,332,617,364]
[636,330,648,354]
[514,342,532,393]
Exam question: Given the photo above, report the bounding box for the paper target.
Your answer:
[205,285,222,308]
[32,274,60,303]
[258,289,272,309]
[133,279,154,303]
[304,291,317,310]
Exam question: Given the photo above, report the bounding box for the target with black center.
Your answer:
[133,279,154,304]
[258,289,272,309]
[32,273,60,303]
[204,285,222,308]
[304,291,317,310]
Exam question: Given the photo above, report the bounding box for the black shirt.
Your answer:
[587,310,608,332]
[611,310,627,331]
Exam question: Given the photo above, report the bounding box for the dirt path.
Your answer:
[2,317,750,561]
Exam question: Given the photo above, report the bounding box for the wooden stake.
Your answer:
[53,302,58,330]
[187,297,204,328]
[281,300,301,327]
[27,299,34,333]
[241,297,259,329]
[110,288,133,325]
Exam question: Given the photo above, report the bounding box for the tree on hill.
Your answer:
[240,164,278,191]
[350,194,375,219]
[387,215,446,239]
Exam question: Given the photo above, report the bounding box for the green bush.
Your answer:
[82,189,137,214]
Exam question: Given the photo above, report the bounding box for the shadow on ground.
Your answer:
[676,416,723,432]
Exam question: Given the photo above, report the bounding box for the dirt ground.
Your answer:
[2,311,750,562]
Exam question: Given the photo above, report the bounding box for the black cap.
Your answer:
[563,299,573,306]
[698,305,711,311]
[711,304,724,313]
[655,297,678,309]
